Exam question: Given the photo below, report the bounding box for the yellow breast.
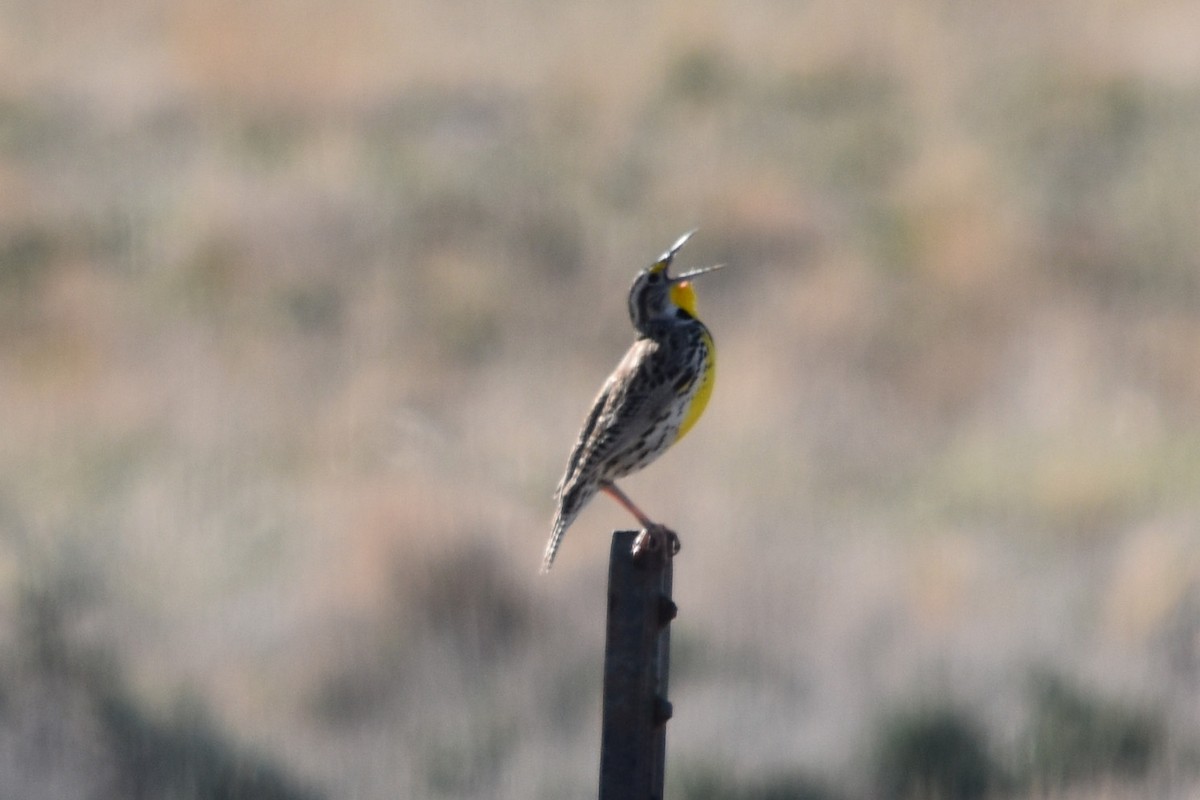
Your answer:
[674,330,715,443]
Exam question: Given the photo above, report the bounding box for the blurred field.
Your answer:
[3,0,1200,797]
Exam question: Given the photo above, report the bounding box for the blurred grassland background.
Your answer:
[2,0,1200,798]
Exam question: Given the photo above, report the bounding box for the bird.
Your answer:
[541,230,721,573]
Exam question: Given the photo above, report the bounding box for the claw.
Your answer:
[631,523,679,565]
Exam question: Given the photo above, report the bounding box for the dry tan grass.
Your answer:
[2,0,1200,797]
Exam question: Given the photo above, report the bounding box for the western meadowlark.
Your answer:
[541,230,721,573]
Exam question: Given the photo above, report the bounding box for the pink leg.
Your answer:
[600,483,680,560]
[600,483,655,528]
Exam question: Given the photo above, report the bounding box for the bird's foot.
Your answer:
[631,523,680,566]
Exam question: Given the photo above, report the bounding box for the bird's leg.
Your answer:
[600,483,681,560]
[600,482,654,527]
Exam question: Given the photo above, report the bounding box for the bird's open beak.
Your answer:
[671,263,724,283]
[653,229,725,283]
[657,228,698,265]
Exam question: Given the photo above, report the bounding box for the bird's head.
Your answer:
[628,230,722,334]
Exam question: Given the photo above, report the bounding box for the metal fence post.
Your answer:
[598,530,677,800]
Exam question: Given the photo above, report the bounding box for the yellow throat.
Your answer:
[669,280,698,317]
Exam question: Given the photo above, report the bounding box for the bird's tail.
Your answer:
[540,518,569,574]
[540,481,597,573]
